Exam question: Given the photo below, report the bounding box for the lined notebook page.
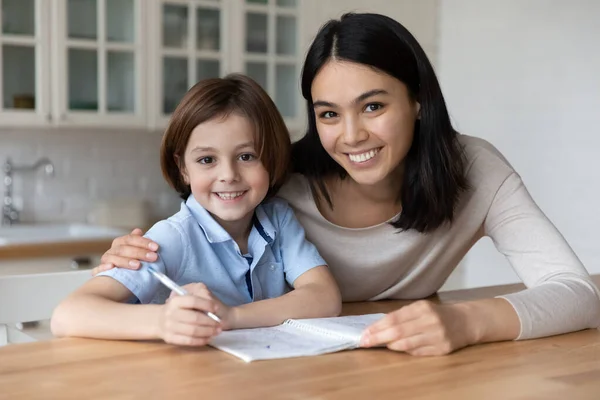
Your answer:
[285,313,386,343]
[209,313,386,362]
[209,323,355,362]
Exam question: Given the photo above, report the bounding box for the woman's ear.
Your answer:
[415,102,421,120]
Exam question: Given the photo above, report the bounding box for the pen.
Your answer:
[146,265,222,323]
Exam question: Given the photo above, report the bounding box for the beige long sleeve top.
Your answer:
[278,135,600,340]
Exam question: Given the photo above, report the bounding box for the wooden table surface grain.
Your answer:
[1,277,599,400]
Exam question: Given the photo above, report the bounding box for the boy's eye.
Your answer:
[364,103,383,112]
[319,111,338,119]
[239,153,256,162]
[198,156,214,164]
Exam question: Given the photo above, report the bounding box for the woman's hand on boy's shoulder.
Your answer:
[91,228,160,275]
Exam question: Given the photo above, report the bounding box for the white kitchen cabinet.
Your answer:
[148,0,229,129]
[0,0,304,130]
[51,0,147,127]
[0,0,51,126]
[149,0,303,131]
[238,0,302,131]
[0,0,147,128]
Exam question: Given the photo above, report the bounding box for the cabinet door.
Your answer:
[150,0,227,129]
[232,0,301,130]
[53,0,145,127]
[0,0,51,126]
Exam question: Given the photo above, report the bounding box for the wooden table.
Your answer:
[1,278,599,400]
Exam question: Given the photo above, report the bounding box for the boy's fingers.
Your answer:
[170,295,219,315]
[184,283,212,300]
[178,309,221,328]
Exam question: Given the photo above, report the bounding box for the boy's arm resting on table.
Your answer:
[229,265,342,329]
[51,276,220,345]
[53,222,221,345]
[482,172,600,340]
[51,276,164,340]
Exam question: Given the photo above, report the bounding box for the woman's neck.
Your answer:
[339,163,404,203]
[344,177,400,205]
[316,166,404,229]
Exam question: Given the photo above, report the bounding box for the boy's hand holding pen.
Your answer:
[167,282,234,330]
[148,266,226,346]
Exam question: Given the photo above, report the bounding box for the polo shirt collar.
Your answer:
[185,195,277,244]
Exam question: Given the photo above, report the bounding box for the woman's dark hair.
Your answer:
[161,74,291,200]
[293,12,468,233]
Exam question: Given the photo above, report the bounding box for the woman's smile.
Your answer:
[346,147,382,165]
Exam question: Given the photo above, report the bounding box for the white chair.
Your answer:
[0,270,91,346]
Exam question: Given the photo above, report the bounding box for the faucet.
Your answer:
[2,157,55,225]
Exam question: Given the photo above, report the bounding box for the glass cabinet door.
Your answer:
[159,0,225,118]
[0,0,49,124]
[243,0,298,120]
[58,0,142,125]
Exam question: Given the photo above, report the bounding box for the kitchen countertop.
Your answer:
[0,239,112,260]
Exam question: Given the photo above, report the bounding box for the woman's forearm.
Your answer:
[497,278,600,340]
[51,294,162,340]
[457,297,521,345]
[230,283,342,329]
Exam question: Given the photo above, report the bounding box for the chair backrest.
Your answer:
[0,270,91,324]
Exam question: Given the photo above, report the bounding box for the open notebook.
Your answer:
[209,313,386,362]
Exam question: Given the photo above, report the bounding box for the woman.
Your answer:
[95,13,600,356]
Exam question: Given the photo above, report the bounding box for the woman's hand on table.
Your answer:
[91,228,158,275]
[359,300,477,356]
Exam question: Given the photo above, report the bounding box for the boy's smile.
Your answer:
[215,191,246,201]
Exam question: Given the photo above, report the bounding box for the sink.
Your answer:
[0,224,128,246]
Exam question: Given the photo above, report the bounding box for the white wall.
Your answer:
[301,0,439,64]
[0,128,179,224]
[438,0,600,287]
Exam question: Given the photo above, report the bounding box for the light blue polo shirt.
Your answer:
[98,195,326,306]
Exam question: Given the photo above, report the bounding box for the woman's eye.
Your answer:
[365,103,383,112]
[198,156,214,164]
[319,111,338,119]
[239,153,256,162]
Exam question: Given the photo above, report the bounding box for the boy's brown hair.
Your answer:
[160,74,291,200]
